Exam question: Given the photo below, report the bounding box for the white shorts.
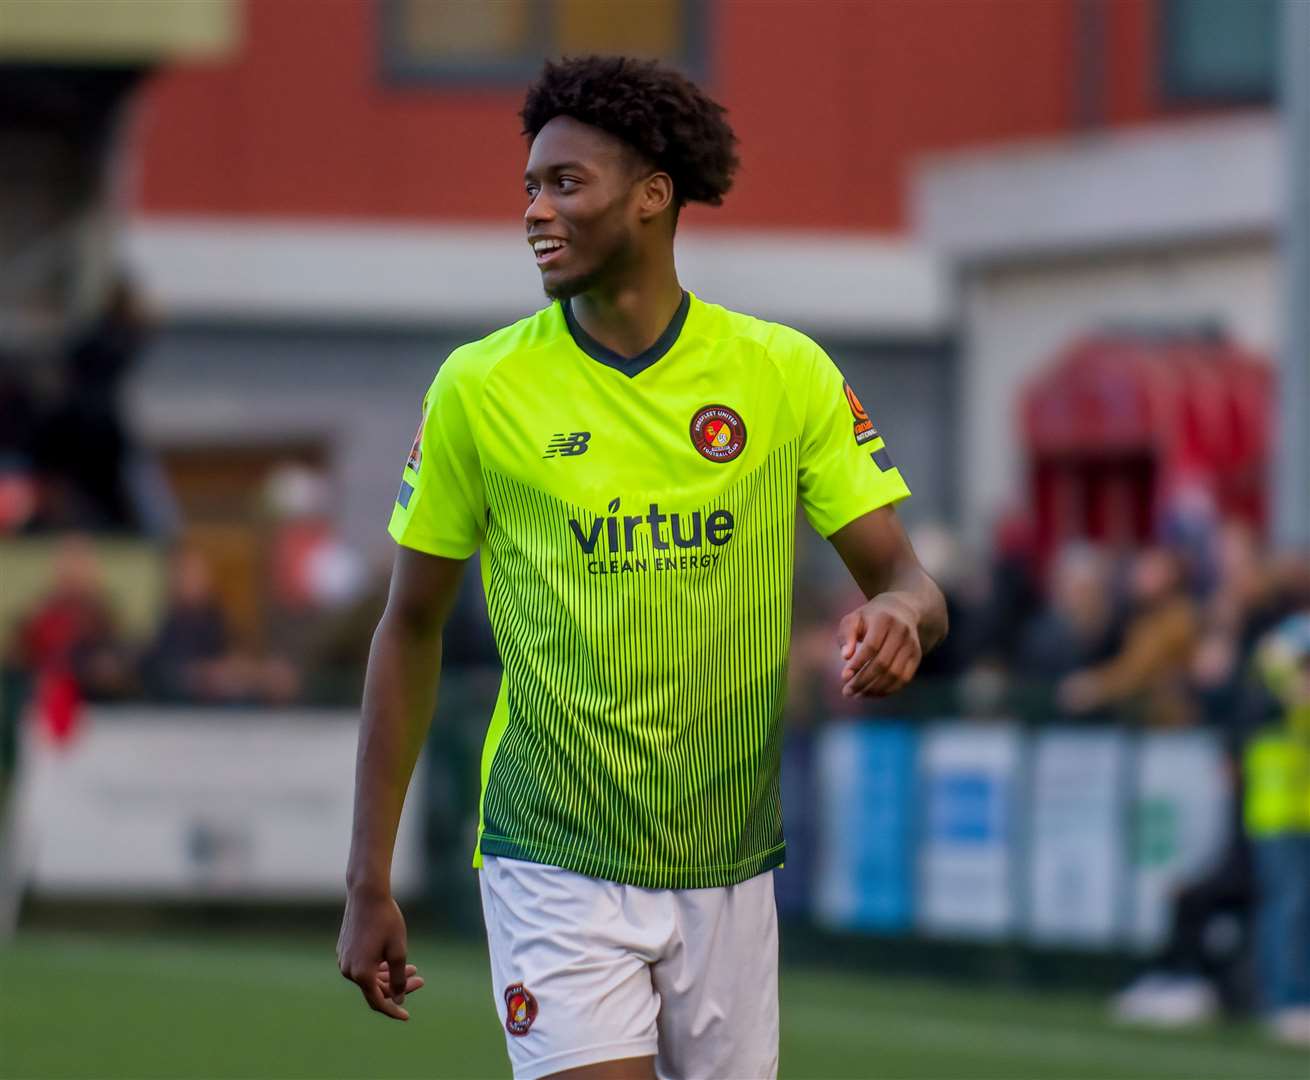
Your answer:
[478,855,779,1080]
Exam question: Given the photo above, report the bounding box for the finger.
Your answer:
[356,968,409,1019]
[372,966,422,987]
[842,620,906,690]
[385,943,408,1006]
[375,962,418,977]
[854,639,921,697]
[845,633,915,696]
[374,972,425,995]
[840,639,874,683]
[840,621,898,683]
[868,639,922,696]
[836,611,865,661]
[358,974,409,1021]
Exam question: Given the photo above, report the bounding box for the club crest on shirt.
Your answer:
[844,381,879,446]
[406,410,425,473]
[689,404,747,462]
[503,982,538,1036]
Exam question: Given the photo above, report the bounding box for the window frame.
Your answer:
[378,0,711,88]
[1158,0,1278,106]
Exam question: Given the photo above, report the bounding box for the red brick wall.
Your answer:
[129,0,1212,232]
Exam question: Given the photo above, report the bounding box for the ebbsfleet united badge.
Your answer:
[503,982,538,1036]
[690,404,746,462]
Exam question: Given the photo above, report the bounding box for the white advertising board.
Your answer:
[17,708,426,900]
[917,722,1022,939]
[1128,731,1230,951]
[1026,728,1128,947]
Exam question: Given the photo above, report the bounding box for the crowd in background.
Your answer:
[6,507,1309,730]
[0,528,499,717]
[790,515,1310,743]
[4,538,300,715]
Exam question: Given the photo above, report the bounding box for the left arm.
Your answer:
[828,506,948,698]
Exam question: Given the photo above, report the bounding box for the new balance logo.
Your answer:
[543,431,591,458]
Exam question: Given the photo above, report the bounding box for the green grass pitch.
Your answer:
[2,931,1304,1079]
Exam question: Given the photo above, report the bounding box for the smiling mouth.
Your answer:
[531,239,568,267]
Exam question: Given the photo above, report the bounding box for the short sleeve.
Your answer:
[387,353,487,558]
[795,338,910,538]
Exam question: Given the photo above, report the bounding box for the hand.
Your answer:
[337,890,421,1021]
[836,593,923,698]
[1057,671,1100,713]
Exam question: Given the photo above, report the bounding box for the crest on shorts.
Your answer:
[844,381,879,446]
[504,982,538,1036]
[690,404,747,462]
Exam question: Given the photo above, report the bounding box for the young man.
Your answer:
[337,56,947,1080]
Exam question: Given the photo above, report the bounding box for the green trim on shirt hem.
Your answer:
[478,835,787,889]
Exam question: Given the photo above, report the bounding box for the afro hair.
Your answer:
[521,55,739,208]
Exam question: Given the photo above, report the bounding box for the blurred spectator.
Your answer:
[25,276,155,533]
[0,354,38,464]
[972,508,1043,667]
[1111,763,1255,1026]
[262,464,368,678]
[5,535,135,702]
[140,546,300,706]
[1058,547,1199,726]
[264,465,367,613]
[1192,522,1283,742]
[1159,476,1222,598]
[1268,549,1310,619]
[139,547,233,702]
[0,354,39,535]
[910,523,986,681]
[1016,542,1121,682]
[1245,614,1310,1046]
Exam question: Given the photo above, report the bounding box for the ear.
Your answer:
[636,172,675,223]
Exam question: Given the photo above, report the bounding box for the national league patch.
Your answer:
[843,380,879,446]
[406,411,425,473]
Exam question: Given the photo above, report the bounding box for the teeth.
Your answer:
[533,240,565,254]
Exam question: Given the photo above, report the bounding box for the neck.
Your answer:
[568,250,683,360]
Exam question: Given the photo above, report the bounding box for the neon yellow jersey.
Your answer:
[388,292,910,888]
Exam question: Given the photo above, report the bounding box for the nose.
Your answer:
[525,190,555,229]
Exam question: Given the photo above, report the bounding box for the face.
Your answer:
[524,116,653,300]
[172,549,213,606]
[1052,547,1109,624]
[53,536,102,598]
[1131,548,1179,603]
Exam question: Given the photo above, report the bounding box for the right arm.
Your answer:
[336,545,468,1020]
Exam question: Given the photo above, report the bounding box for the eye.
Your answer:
[557,176,580,192]
[524,183,540,199]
